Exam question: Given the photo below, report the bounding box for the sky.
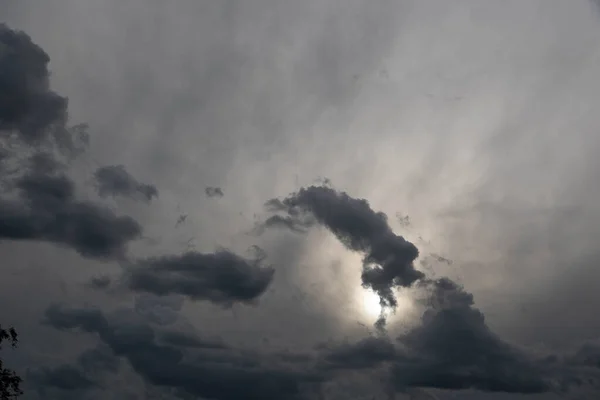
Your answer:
[1,0,600,399]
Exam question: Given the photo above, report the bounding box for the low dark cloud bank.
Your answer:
[41,305,322,400]
[2,19,600,400]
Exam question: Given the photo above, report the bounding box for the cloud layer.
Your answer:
[2,2,600,399]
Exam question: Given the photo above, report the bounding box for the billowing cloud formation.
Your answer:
[94,164,158,202]
[392,278,551,393]
[4,6,600,399]
[264,186,424,308]
[0,24,141,260]
[0,167,142,259]
[264,186,600,394]
[122,250,275,305]
[41,301,600,399]
[0,24,66,143]
[205,186,224,198]
[0,24,87,155]
[27,345,119,397]
[43,305,322,400]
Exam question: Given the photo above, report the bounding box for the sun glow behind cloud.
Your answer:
[357,286,415,326]
[361,289,382,318]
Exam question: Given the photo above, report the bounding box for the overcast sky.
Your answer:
[2,1,600,399]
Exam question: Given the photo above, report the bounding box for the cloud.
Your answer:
[94,164,158,202]
[27,364,97,392]
[121,250,275,306]
[43,304,323,400]
[263,186,600,395]
[159,330,226,350]
[319,336,398,370]
[391,278,551,393]
[0,23,66,143]
[205,186,224,198]
[0,24,87,155]
[0,167,142,259]
[4,3,600,399]
[26,345,120,398]
[406,388,440,400]
[86,275,112,290]
[0,24,142,260]
[41,299,600,399]
[133,293,184,326]
[263,185,424,309]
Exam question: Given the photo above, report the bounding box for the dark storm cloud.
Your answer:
[392,278,551,394]
[41,301,600,399]
[570,344,600,369]
[319,302,600,396]
[27,365,97,392]
[319,336,398,370]
[0,24,88,155]
[43,305,322,400]
[4,3,600,398]
[133,293,184,326]
[205,186,224,198]
[0,168,142,259]
[27,345,119,397]
[0,24,66,143]
[0,24,143,260]
[264,185,424,308]
[264,186,600,395]
[122,250,275,306]
[76,345,120,374]
[27,151,63,173]
[94,164,158,202]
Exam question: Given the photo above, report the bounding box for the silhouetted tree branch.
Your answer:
[0,326,22,399]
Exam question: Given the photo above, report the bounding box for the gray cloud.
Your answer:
[3,1,600,400]
[94,164,158,203]
[122,250,275,306]
[0,24,87,157]
[264,186,600,395]
[319,336,398,371]
[40,298,600,399]
[0,24,142,261]
[205,186,224,198]
[0,24,67,145]
[263,185,424,309]
[392,278,551,394]
[27,365,97,393]
[133,293,184,326]
[43,304,323,400]
[76,345,120,375]
[0,168,142,259]
[86,275,112,290]
[158,330,226,350]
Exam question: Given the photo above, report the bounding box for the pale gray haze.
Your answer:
[1,1,600,399]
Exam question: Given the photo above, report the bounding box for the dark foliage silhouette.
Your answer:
[0,326,22,399]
